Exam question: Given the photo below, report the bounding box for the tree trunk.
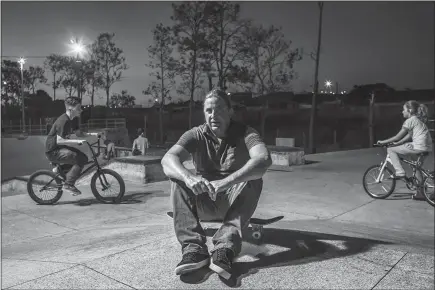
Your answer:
[189,50,197,129]
[106,88,110,107]
[208,73,213,91]
[308,1,324,154]
[160,59,165,145]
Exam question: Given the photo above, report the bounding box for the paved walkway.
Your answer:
[1,148,434,289]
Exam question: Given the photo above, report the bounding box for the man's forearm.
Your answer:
[223,157,271,188]
[161,154,194,182]
[57,139,82,145]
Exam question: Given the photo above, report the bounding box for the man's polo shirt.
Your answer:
[175,121,265,177]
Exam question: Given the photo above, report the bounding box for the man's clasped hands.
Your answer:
[183,175,231,201]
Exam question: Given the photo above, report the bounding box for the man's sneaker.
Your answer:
[63,184,82,196]
[209,248,234,280]
[175,252,210,275]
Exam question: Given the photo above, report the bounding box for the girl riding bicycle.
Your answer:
[377,100,433,200]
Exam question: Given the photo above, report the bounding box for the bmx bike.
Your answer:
[27,134,125,205]
[362,143,434,207]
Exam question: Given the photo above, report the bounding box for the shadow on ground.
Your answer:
[387,192,413,200]
[51,190,167,206]
[180,228,391,288]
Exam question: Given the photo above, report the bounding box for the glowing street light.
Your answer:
[69,38,86,58]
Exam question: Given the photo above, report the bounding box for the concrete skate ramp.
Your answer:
[1,136,98,181]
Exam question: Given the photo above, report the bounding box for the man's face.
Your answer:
[203,97,232,138]
[70,104,82,119]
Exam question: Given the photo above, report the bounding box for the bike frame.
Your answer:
[376,151,431,183]
[41,137,110,191]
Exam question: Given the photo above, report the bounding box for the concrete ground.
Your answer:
[1,148,434,289]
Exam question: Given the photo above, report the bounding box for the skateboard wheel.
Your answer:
[252,231,262,240]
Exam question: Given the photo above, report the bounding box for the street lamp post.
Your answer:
[18,57,26,133]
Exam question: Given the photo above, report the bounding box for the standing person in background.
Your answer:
[132,128,149,156]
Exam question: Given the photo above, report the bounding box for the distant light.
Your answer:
[3,81,7,85]
[69,38,86,57]
[18,57,26,70]
[320,90,324,93]
[155,98,158,102]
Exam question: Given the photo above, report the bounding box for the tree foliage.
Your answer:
[44,54,64,100]
[109,90,136,108]
[171,1,210,127]
[92,33,129,107]
[144,23,177,143]
[240,24,302,94]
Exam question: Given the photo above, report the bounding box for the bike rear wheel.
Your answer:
[90,169,125,203]
[363,165,396,199]
[27,170,63,205]
[422,172,434,207]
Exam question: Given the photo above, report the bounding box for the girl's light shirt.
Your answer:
[403,116,433,151]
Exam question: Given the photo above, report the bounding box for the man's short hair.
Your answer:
[65,97,81,108]
[137,128,144,135]
[203,89,232,110]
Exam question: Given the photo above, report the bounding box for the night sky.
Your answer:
[1,1,434,106]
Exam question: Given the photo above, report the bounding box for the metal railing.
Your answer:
[2,118,127,137]
[85,118,126,130]
[1,124,48,136]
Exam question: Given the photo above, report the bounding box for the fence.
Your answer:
[1,118,126,136]
[84,118,126,131]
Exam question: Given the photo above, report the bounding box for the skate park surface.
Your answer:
[1,137,434,289]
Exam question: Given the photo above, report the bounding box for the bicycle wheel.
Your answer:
[90,169,125,204]
[422,173,434,207]
[27,170,63,205]
[362,165,396,199]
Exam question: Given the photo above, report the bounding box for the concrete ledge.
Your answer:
[77,156,167,185]
[267,145,305,166]
[1,176,29,193]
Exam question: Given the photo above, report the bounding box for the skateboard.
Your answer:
[166,211,284,243]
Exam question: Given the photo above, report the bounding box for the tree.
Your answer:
[92,33,128,107]
[44,54,64,101]
[84,51,104,107]
[144,23,177,144]
[1,60,22,107]
[109,90,136,108]
[241,24,301,95]
[308,1,324,154]
[23,66,47,95]
[203,1,251,90]
[58,56,79,98]
[171,1,211,128]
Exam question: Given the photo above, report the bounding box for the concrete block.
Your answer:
[268,146,305,166]
[276,137,295,147]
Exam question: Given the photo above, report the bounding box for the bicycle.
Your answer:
[362,143,434,207]
[27,134,125,205]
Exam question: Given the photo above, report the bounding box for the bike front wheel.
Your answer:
[27,170,63,205]
[90,169,125,204]
[363,165,396,199]
[422,172,434,207]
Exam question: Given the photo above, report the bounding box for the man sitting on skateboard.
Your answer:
[161,89,271,279]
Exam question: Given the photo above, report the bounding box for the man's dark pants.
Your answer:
[171,176,263,257]
[46,146,88,186]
